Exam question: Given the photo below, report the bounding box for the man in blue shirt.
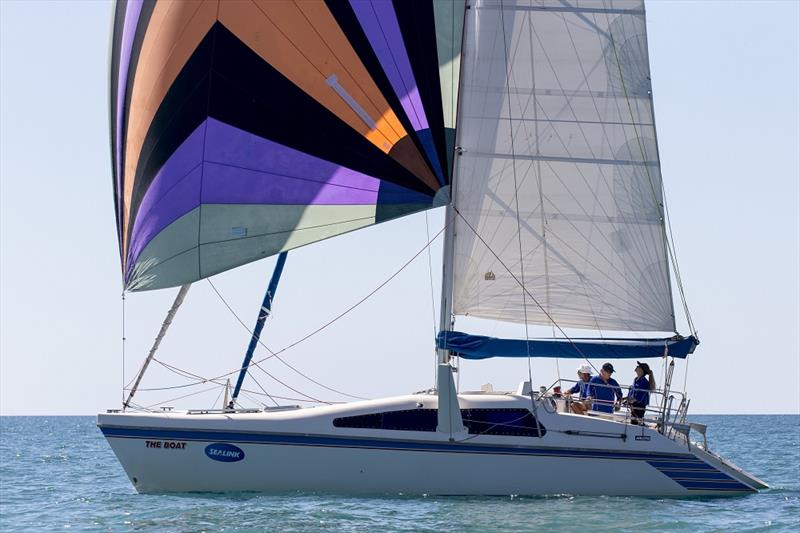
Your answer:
[588,363,623,413]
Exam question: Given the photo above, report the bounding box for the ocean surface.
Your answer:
[0,415,797,532]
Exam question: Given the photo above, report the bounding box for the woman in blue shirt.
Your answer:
[627,361,656,424]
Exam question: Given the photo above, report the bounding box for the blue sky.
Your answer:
[1,0,798,415]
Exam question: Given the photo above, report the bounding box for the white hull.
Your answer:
[99,393,766,496]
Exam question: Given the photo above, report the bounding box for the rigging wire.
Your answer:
[210,383,226,410]
[151,356,315,406]
[601,5,696,398]
[206,278,367,401]
[454,209,599,375]
[142,384,222,410]
[263,220,448,360]
[124,221,450,408]
[130,363,326,407]
[603,6,695,338]
[121,291,126,405]
[424,210,439,388]
[662,190,696,336]
[241,365,281,407]
[248,358,326,405]
[499,0,541,434]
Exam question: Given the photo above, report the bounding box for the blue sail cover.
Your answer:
[437,332,699,360]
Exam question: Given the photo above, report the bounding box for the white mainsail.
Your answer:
[452,0,674,332]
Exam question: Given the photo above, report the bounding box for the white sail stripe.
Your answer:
[478,2,644,16]
[462,85,650,100]
[469,151,658,167]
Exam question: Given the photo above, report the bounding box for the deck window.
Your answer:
[462,408,547,437]
[333,409,438,431]
[333,408,546,436]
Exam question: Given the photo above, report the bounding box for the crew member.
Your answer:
[564,363,593,414]
[588,363,622,413]
[627,361,656,424]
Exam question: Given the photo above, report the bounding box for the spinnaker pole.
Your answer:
[231,252,288,404]
[123,283,191,410]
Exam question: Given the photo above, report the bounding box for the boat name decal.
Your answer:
[634,435,651,441]
[205,443,245,462]
[145,440,186,449]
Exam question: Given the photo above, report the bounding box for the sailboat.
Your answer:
[99,0,767,495]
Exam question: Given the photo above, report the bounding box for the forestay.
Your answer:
[451,0,675,332]
[110,0,465,291]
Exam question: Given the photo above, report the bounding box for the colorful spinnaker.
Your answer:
[110,0,464,291]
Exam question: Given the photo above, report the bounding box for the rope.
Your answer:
[424,210,439,388]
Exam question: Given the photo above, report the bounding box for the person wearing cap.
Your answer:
[588,363,623,413]
[626,361,656,424]
[564,364,593,414]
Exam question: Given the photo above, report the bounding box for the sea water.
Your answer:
[1,415,797,532]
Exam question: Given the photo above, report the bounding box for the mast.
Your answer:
[438,204,456,366]
[436,203,465,436]
[123,283,191,410]
[231,252,288,405]
[435,0,469,438]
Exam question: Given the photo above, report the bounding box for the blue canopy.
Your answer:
[436,331,699,360]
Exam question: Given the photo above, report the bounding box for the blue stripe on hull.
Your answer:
[645,460,717,471]
[677,481,754,491]
[99,424,755,493]
[646,460,753,492]
[100,425,694,461]
[658,470,736,481]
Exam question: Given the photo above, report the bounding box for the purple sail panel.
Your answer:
[349,0,429,132]
[115,0,144,213]
[125,118,438,283]
[126,165,202,282]
[125,123,206,281]
[201,118,380,205]
[201,162,380,205]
